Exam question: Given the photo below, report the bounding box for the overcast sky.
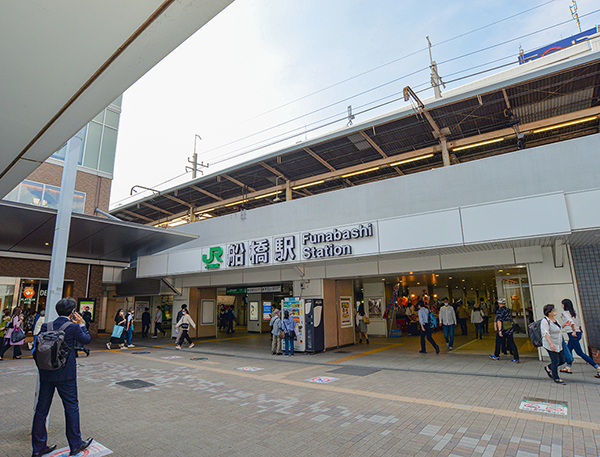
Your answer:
[110,0,598,209]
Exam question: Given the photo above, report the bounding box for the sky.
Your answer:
[109,0,599,209]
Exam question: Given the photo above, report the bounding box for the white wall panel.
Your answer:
[304,265,327,280]
[281,266,305,281]
[514,246,543,264]
[379,255,442,275]
[441,249,515,270]
[209,271,243,286]
[137,253,168,277]
[243,268,281,285]
[181,275,211,288]
[325,260,379,278]
[528,247,573,286]
[167,249,203,276]
[294,279,323,298]
[461,193,571,244]
[378,209,463,253]
[565,189,600,230]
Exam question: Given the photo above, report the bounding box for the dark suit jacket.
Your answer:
[37,316,91,382]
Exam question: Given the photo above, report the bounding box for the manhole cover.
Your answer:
[116,379,156,389]
[329,367,380,377]
[132,351,151,354]
[190,357,208,361]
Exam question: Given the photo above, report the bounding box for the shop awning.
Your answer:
[0,201,197,265]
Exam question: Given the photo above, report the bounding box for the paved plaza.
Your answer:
[2,331,600,457]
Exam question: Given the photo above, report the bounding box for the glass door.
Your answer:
[500,274,530,335]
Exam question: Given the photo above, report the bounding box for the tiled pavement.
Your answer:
[2,331,600,456]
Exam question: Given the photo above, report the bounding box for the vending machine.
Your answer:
[304,298,324,353]
[282,297,305,352]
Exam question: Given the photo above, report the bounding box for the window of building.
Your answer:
[3,180,86,213]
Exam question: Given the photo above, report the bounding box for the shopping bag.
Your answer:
[562,339,574,365]
[111,325,124,338]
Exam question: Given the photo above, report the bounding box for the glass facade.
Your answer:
[51,97,121,175]
[4,179,85,213]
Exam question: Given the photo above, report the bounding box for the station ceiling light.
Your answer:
[254,191,282,200]
[452,137,504,152]
[532,115,598,134]
[224,199,248,207]
[341,166,380,178]
[292,180,324,190]
[388,153,434,167]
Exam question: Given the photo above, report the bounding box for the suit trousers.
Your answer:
[32,379,83,454]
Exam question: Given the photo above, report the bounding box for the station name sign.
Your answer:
[302,223,373,259]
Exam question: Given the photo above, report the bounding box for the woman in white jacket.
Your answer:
[175,308,196,349]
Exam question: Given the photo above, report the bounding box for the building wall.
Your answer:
[571,245,600,354]
[25,162,112,214]
[0,258,103,333]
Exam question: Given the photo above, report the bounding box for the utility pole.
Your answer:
[427,36,446,99]
[45,128,84,321]
[186,134,209,178]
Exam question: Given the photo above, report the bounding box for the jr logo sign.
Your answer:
[202,247,223,270]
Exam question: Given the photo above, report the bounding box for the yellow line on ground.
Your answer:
[117,351,600,432]
[326,343,403,364]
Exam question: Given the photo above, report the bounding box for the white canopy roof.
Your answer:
[0,0,233,198]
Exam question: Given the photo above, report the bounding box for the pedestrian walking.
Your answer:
[152,305,167,338]
[282,311,296,357]
[560,298,600,377]
[489,298,519,362]
[141,307,151,338]
[418,300,440,354]
[125,309,135,348]
[456,300,468,335]
[31,297,93,457]
[106,309,127,350]
[0,307,25,360]
[356,303,369,344]
[471,304,484,339]
[541,304,567,384]
[226,306,236,334]
[175,308,196,349]
[269,309,283,355]
[479,298,490,334]
[439,298,457,350]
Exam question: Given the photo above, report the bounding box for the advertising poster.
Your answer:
[135,301,148,320]
[249,301,259,321]
[78,298,95,323]
[340,296,352,328]
[368,298,382,317]
[263,301,272,321]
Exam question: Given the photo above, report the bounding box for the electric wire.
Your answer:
[201,0,559,158]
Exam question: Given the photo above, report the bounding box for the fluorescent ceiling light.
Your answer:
[292,180,324,190]
[532,115,598,134]
[254,191,282,200]
[195,207,215,214]
[388,153,434,167]
[224,199,248,207]
[341,166,380,178]
[452,138,504,152]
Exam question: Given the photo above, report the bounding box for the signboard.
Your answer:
[340,296,352,328]
[519,398,567,416]
[263,301,272,321]
[201,299,215,325]
[519,27,599,64]
[226,288,246,295]
[78,298,96,323]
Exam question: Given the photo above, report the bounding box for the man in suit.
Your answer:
[32,297,93,457]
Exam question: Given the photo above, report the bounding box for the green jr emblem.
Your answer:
[203,246,223,269]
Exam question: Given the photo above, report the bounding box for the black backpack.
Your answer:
[528,319,544,348]
[34,321,72,371]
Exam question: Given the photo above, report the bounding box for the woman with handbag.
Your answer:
[541,304,567,384]
[106,309,127,350]
[0,307,25,360]
[560,298,600,377]
[356,303,369,344]
[282,311,296,357]
[175,308,196,349]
